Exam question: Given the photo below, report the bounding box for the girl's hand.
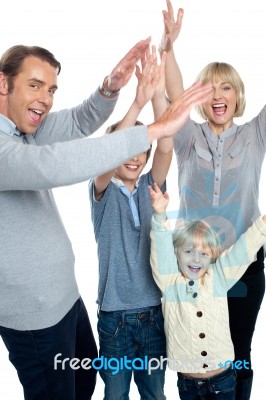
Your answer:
[148,182,169,213]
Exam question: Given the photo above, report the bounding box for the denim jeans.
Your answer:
[177,367,236,400]
[0,297,98,400]
[97,305,166,400]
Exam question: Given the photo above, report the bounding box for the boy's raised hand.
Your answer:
[134,45,161,109]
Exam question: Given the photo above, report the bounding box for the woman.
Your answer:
[159,1,265,399]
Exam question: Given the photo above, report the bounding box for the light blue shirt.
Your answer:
[0,114,21,136]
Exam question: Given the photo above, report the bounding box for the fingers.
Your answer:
[153,182,161,192]
[172,81,212,108]
[177,7,184,23]
[166,0,174,18]
[128,37,151,60]
[135,64,141,80]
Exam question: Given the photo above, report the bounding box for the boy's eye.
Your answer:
[201,251,211,257]
[184,249,192,254]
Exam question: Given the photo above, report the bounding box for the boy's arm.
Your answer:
[93,46,162,201]
[216,216,266,287]
[92,94,144,201]
[159,0,184,101]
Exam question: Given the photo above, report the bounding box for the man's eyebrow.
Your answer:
[27,78,58,90]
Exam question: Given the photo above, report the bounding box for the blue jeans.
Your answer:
[0,297,98,400]
[97,305,166,400]
[177,367,236,400]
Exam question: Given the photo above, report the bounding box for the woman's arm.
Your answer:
[159,0,184,101]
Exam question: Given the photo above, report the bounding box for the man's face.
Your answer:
[4,56,58,134]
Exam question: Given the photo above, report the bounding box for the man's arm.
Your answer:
[147,80,212,143]
[35,38,151,145]
[0,79,211,191]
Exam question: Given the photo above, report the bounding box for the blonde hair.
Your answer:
[173,220,221,261]
[196,62,246,120]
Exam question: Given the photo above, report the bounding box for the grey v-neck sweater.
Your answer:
[0,89,150,330]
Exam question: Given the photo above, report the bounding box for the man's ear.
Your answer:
[0,72,9,95]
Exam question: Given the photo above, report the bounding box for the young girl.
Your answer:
[149,183,266,400]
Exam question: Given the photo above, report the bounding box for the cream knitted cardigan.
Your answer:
[150,216,266,374]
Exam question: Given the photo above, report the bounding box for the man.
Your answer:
[0,41,211,400]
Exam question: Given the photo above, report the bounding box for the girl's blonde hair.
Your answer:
[173,220,221,261]
[196,62,246,120]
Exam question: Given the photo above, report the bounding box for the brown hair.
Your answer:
[106,120,152,161]
[0,45,61,91]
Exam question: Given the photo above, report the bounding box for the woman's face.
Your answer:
[203,78,237,135]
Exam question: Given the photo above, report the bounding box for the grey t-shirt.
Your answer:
[89,171,165,311]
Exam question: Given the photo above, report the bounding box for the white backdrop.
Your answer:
[0,0,265,398]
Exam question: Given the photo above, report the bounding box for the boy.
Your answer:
[89,47,170,399]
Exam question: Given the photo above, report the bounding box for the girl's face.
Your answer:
[203,78,237,136]
[175,239,213,280]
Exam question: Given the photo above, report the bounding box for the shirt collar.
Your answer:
[0,114,22,136]
[202,121,238,143]
[111,176,140,189]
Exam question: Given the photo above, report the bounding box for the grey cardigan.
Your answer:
[0,89,150,330]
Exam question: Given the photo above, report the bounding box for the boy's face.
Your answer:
[113,151,148,188]
[175,239,212,280]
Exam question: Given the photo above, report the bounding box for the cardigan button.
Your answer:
[199,333,205,339]
[203,363,208,368]
[188,280,194,286]
[192,292,198,298]
[201,351,207,356]
[197,311,203,317]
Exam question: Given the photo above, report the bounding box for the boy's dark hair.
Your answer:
[0,45,61,92]
[106,120,152,161]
